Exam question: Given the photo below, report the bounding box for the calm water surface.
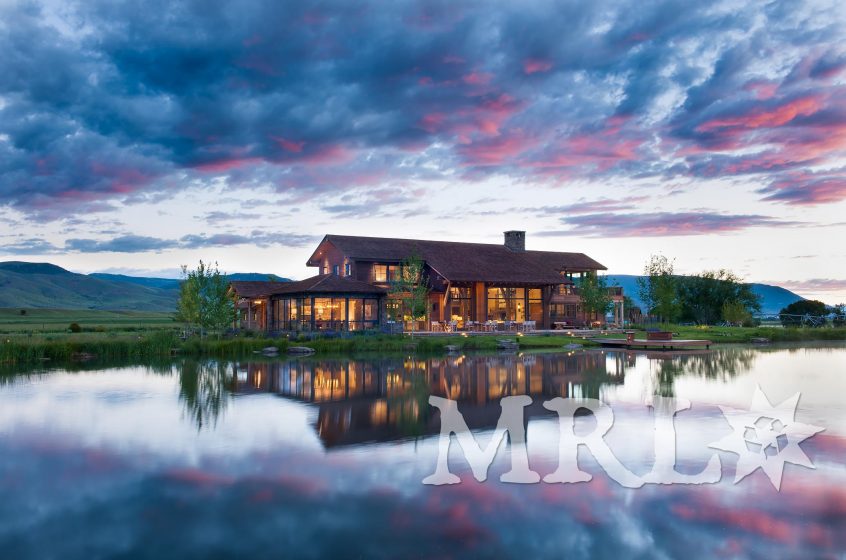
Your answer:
[0,344,844,559]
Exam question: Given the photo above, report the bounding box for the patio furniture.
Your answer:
[431,321,444,332]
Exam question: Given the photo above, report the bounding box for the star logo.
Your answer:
[709,385,824,490]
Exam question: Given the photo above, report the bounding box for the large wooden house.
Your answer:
[230,231,624,332]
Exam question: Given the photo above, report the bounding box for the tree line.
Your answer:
[633,254,761,326]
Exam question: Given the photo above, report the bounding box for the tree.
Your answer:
[176,260,235,336]
[389,254,430,338]
[721,300,751,327]
[579,273,612,323]
[678,269,761,325]
[779,299,827,327]
[833,304,845,328]
[637,254,680,324]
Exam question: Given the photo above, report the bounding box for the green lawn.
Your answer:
[592,324,846,343]
[0,308,177,334]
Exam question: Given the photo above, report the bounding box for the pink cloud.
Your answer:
[458,132,532,165]
[743,80,779,100]
[193,157,263,173]
[418,112,446,133]
[462,71,493,85]
[523,58,553,75]
[759,170,846,205]
[697,95,825,132]
[273,136,305,153]
[764,278,846,293]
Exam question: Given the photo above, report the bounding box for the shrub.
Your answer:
[69,322,82,333]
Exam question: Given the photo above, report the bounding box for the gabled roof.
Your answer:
[228,281,291,298]
[308,234,605,284]
[272,274,387,295]
[230,274,387,298]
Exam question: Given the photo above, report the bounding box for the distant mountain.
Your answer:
[0,261,70,275]
[90,272,290,289]
[605,274,804,315]
[0,261,291,312]
[0,262,179,311]
[748,284,805,315]
[89,273,181,290]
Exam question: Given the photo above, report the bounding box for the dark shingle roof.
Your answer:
[273,274,387,295]
[315,235,605,284]
[231,274,387,298]
[228,281,291,298]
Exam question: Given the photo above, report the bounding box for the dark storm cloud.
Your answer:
[0,0,844,219]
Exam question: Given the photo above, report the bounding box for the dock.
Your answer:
[590,338,712,350]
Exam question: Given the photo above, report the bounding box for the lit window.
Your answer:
[373,264,388,283]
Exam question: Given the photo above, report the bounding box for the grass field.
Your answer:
[2,309,845,367]
[0,308,177,334]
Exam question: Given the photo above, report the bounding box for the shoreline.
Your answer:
[2,326,846,367]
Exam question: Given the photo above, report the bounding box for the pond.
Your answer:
[0,344,844,558]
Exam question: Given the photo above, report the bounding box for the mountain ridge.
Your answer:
[0,261,290,312]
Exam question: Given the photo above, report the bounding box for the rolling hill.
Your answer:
[605,274,804,315]
[0,262,290,312]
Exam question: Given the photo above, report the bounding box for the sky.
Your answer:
[0,0,844,303]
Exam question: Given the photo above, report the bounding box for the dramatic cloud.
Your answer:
[1,0,845,221]
[543,212,800,237]
[757,169,846,205]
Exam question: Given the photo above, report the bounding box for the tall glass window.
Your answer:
[313,298,347,330]
[487,287,526,321]
[528,288,543,323]
[448,287,472,326]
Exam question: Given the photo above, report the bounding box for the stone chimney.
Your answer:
[504,230,525,252]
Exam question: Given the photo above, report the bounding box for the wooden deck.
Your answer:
[590,338,712,350]
[408,329,626,337]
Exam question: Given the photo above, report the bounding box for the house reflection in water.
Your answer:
[231,351,632,448]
